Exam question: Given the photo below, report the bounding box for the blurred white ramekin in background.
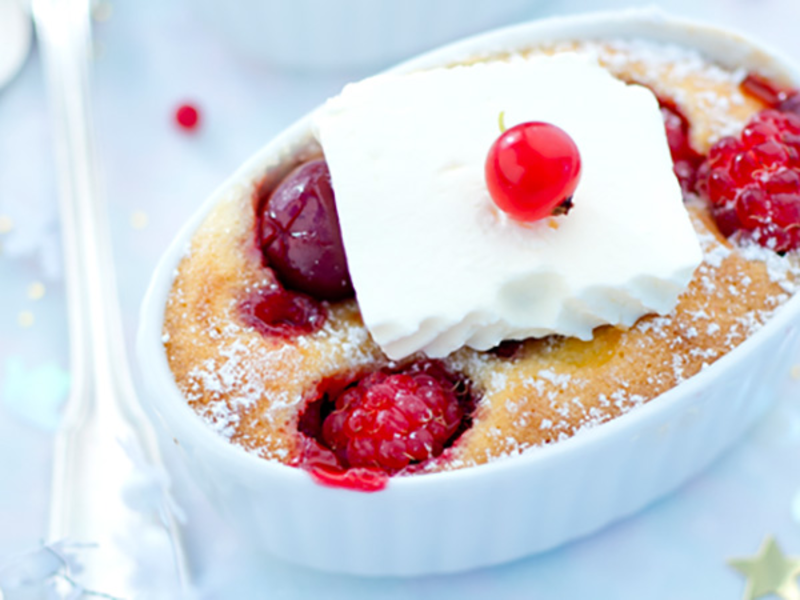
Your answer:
[192,0,536,70]
[0,0,32,89]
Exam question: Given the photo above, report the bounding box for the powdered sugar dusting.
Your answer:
[739,239,800,293]
[438,196,800,469]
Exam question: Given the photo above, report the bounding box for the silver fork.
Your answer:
[32,0,189,596]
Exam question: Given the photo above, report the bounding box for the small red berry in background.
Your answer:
[696,108,800,252]
[485,120,581,222]
[175,103,200,131]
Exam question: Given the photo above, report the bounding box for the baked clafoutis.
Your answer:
[162,37,800,490]
[140,10,800,575]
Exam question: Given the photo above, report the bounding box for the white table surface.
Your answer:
[3,0,800,597]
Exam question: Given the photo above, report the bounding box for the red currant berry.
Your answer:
[485,121,581,222]
[175,103,200,131]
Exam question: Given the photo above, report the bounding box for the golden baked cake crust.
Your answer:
[162,39,800,473]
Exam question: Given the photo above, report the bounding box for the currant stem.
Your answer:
[551,196,574,216]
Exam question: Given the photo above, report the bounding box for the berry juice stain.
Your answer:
[239,284,326,338]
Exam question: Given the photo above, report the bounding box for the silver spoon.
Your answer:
[0,0,31,92]
[32,0,189,596]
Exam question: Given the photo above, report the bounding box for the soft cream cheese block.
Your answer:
[314,53,703,360]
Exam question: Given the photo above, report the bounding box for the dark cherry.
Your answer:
[489,340,524,358]
[240,284,326,338]
[740,73,794,107]
[259,160,353,301]
[657,96,704,195]
[740,72,800,120]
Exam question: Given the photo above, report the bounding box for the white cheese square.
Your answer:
[314,53,702,359]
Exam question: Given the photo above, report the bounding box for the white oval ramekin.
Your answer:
[138,8,800,576]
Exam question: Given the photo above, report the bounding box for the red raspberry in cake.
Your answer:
[319,362,469,474]
[696,109,800,252]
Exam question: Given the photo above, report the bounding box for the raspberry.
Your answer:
[316,362,471,475]
[696,109,800,252]
[739,73,800,119]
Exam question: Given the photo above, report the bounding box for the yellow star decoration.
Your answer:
[729,537,800,600]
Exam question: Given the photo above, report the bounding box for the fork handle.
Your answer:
[33,0,189,595]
